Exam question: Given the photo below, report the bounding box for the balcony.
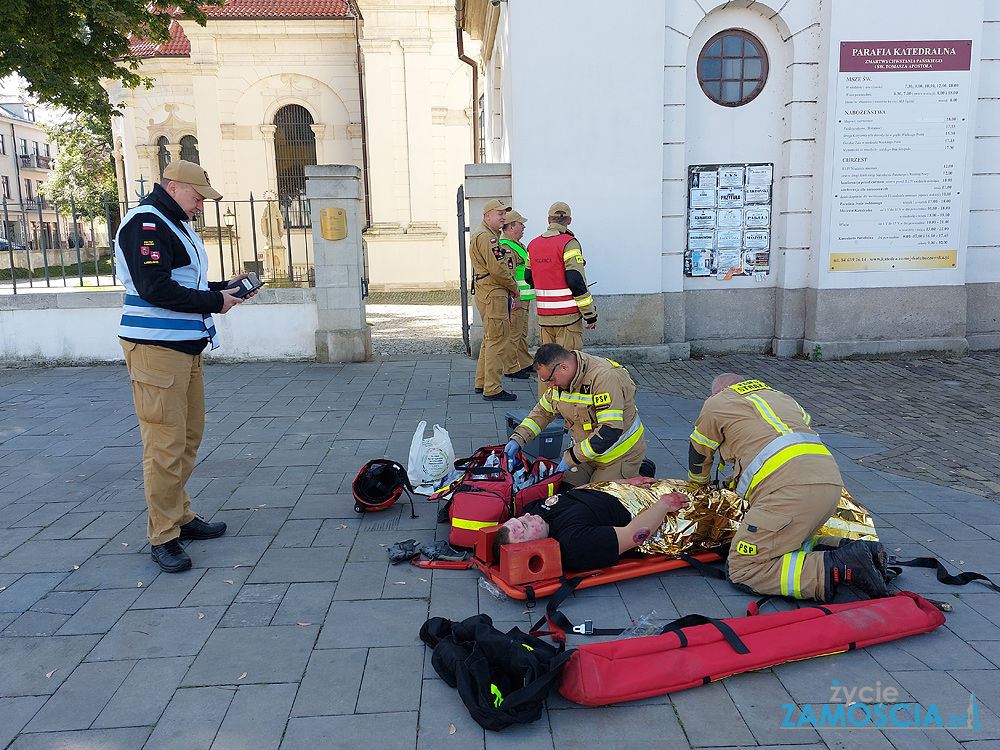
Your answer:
[17,154,51,171]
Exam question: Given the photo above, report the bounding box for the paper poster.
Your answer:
[689,209,716,229]
[717,208,744,228]
[690,249,713,275]
[745,185,770,204]
[688,230,715,249]
[717,188,745,208]
[745,208,770,228]
[719,167,746,187]
[717,230,742,248]
[690,189,716,208]
[747,165,773,185]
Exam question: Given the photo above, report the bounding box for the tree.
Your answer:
[0,0,220,119]
[39,110,117,219]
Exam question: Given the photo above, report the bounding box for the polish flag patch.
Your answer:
[142,222,156,230]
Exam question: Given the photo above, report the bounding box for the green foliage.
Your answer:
[0,0,219,119]
[39,111,117,218]
[810,344,823,362]
[0,258,113,281]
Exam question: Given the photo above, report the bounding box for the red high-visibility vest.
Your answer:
[528,234,578,317]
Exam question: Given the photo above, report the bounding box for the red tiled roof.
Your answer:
[130,1,353,58]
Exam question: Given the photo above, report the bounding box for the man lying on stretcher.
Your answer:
[493,477,893,602]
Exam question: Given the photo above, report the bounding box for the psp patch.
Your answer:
[736,540,757,556]
[593,392,611,407]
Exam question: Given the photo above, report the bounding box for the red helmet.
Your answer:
[353,459,417,517]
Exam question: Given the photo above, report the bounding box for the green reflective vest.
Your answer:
[499,238,535,301]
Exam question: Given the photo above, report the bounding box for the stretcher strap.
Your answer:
[679,553,727,580]
[891,557,1000,593]
[528,577,622,641]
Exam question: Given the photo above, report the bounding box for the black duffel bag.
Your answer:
[419,613,572,731]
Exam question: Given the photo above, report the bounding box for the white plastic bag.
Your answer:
[408,421,455,487]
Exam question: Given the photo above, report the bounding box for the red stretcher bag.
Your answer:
[447,447,562,549]
[558,591,946,706]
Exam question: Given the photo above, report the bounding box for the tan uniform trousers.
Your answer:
[122,341,202,545]
[475,290,511,397]
[727,482,843,601]
[561,433,646,487]
[505,300,533,375]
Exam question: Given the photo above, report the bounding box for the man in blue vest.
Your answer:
[116,160,256,573]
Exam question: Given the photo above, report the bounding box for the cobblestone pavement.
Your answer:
[630,353,1000,499]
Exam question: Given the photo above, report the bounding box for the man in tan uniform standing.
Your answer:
[688,374,891,602]
[500,209,534,381]
[525,202,596,354]
[471,199,520,401]
[504,344,646,484]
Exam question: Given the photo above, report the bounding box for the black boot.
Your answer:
[151,539,192,573]
[853,539,891,582]
[824,540,891,601]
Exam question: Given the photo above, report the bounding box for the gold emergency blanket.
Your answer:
[587,480,877,558]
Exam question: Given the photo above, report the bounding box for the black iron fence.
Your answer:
[0,194,316,294]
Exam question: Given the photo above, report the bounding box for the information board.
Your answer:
[685,163,773,279]
[830,40,973,271]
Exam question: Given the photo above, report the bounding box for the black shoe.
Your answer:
[824,541,891,600]
[474,387,484,394]
[150,539,192,573]
[484,390,517,402]
[505,370,530,379]
[179,516,227,540]
[854,539,891,582]
[639,458,656,477]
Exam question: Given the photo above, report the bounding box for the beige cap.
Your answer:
[162,160,223,200]
[505,209,527,224]
[483,198,511,214]
[548,201,571,218]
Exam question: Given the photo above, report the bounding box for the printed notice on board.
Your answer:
[684,162,773,278]
[829,40,972,271]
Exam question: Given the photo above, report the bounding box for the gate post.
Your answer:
[306,164,372,362]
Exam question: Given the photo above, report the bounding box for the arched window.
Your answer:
[273,104,317,227]
[698,29,769,107]
[180,135,200,163]
[156,136,170,179]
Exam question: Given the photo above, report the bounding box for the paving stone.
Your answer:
[212,683,298,750]
[0,539,105,575]
[219,602,278,627]
[247,546,349,584]
[54,553,150,591]
[416,677,486,750]
[723,671,821,745]
[318,599,428,648]
[29,590,93,616]
[92,656,193,729]
[774,648,906,705]
[272,582,336,625]
[0,572,71,614]
[0,696,46,749]
[3,610,71,636]
[6,726,152,749]
[183,534,271,569]
[88,607,225,661]
[143,686,233,750]
[0,634,101,697]
[291,647,367,717]
[182,567,253,607]
[131,568,205,609]
[548,703,688,749]
[23,660,134,731]
[272,519,321,547]
[281,712,418,750]
[233,583,288,604]
[356,645,424,713]
[181,624,317,686]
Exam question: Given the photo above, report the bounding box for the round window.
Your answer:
[698,30,769,107]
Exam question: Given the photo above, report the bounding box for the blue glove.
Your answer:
[556,458,570,473]
[503,440,520,469]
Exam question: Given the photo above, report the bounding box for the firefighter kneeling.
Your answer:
[689,374,891,602]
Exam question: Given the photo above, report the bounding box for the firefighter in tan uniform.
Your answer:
[525,201,596,355]
[471,199,521,401]
[504,344,646,485]
[688,374,891,602]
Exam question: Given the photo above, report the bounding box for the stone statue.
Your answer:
[260,190,285,274]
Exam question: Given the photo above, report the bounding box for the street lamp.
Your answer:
[224,208,235,276]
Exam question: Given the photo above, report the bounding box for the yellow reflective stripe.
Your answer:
[552,391,594,405]
[521,418,541,438]
[780,549,806,598]
[579,439,599,460]
[746,444,833,495]
[688,471,709,483]
[540,391,556,413]
[597,410,623,423]
[745,393,792,434]
[563,249,582,262]
[800,406,811,426]
[575,294,593,307]
[690,428,719,450]
[592,422,645,463]
[452,518,500,531]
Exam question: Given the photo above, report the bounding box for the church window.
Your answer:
[273,104,317,227]
[698,30,768,107]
